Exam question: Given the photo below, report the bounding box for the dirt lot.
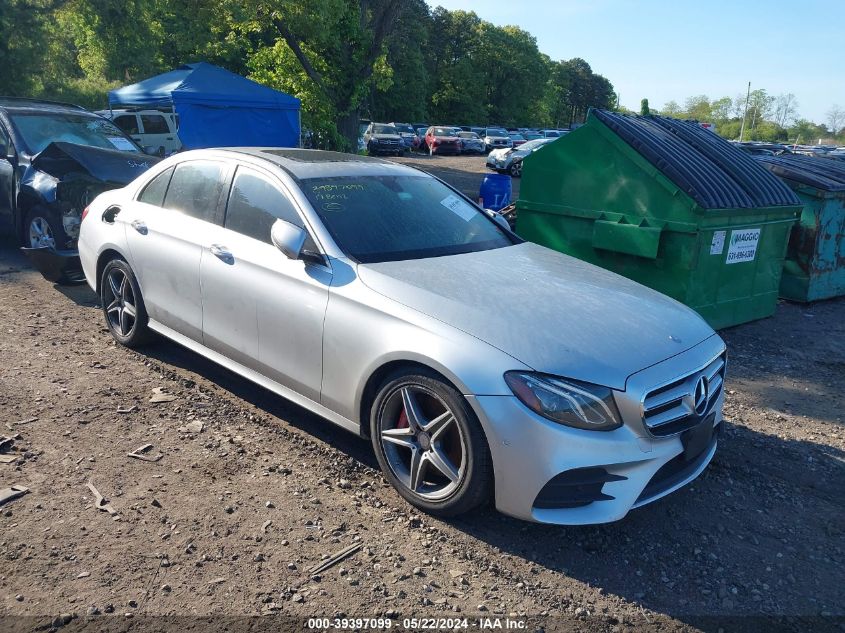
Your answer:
[389,153,516,201]
[0,157,842,632]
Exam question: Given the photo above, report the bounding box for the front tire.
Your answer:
[100,258,152,348]
[370,369,493,517]
[26,206,68,250]
[508,160,522,177]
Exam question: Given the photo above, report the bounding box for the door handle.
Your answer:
[210,244,234,264]
[130,220,148,235]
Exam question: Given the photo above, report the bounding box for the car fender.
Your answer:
[319,258,528,429]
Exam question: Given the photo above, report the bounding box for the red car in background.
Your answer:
[424,126,462,155]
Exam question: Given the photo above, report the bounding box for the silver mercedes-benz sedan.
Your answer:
[78,148,726,525]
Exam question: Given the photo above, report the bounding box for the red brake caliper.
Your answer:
[397,409,409,429]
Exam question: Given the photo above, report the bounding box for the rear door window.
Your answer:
[163,161,227,223]
[140,114,169,134]
[113,115,139,135]
[137,167,174,207]
[224,166,316,250]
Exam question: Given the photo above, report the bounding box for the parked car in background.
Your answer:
[363,123,404,156]
[415,128,429,149]
[457,131,485,154]
[424,126,462,155]
[0,97,158,282]
[523,132,543,141]
[487,138,554,176]
[542,129,567,139]
[79,147,726,525]
[390,123,420,152]
[509,133,527,148]
[482,127,513,153]
[97,108,180,156]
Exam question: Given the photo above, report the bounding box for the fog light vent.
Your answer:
[533,467,626,509]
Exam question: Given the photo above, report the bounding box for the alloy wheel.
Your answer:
[103,268,138,337]
[29,217,56,249]
[378,385,467,501]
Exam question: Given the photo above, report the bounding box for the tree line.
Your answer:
[2,1,837,149]
[0,0,615,150]
[643,91,843,145]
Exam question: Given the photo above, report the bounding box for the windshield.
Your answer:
[10,112,141,155]
[433,127,457,136]
[301,175,513,263]
[486,128,508,136]
[373,124,398,135]
[394,124,415,134]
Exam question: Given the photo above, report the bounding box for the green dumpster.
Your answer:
[754,155,845,302]
[515,109,802,329]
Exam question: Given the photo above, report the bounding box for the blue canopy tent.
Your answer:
[108,63,301,149]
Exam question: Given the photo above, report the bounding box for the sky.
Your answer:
[428,0,845,125]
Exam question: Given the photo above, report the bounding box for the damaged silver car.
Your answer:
[0,97,159,282]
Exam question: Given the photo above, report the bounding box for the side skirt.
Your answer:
[147,319,360,435]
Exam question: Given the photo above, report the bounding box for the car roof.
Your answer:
[221,148,422,180]
[0,96,91,115]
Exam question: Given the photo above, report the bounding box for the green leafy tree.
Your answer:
[661,100,682,116]
[710,97,732,123]
[684,95,711,121]
[0,0,55,96]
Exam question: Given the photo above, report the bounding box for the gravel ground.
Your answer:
[0,157,842,632]
[388,153,516,201]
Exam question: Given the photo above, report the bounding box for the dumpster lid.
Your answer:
[753,154,845,192]
[591,109,800,210]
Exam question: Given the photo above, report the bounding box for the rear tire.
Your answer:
[100,258,152,348]
[370,368,493,517]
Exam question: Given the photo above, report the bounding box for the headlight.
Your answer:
[504,372,622,431]
[371,138,380,144]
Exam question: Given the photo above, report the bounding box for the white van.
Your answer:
[96,109,181,156]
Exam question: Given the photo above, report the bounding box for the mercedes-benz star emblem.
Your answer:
[693,375,709,416]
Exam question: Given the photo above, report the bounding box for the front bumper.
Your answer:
[20,246,85,284]
[468,335,725,524]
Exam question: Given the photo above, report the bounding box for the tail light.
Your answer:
[81,206,90,222]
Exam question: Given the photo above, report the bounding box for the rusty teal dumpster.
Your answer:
[515,109,802,329]
[754,155,845,302]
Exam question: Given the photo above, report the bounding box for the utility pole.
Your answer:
[739,81,751,142]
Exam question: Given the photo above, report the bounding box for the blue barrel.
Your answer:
[479,173,512,211]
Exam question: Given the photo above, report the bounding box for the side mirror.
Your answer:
[484,208,511,231]
[270,219,307,259]
[144,145,165,157]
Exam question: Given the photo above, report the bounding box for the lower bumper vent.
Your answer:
[533,467,627,510]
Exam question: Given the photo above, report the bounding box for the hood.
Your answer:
[358,242,715,389]
[32,142,159,184]
[485,134,510,141]
[489,147,517,159]
[372,133,403,141]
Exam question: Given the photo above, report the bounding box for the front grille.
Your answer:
[636,423,720,503]
[641,353,726,436]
